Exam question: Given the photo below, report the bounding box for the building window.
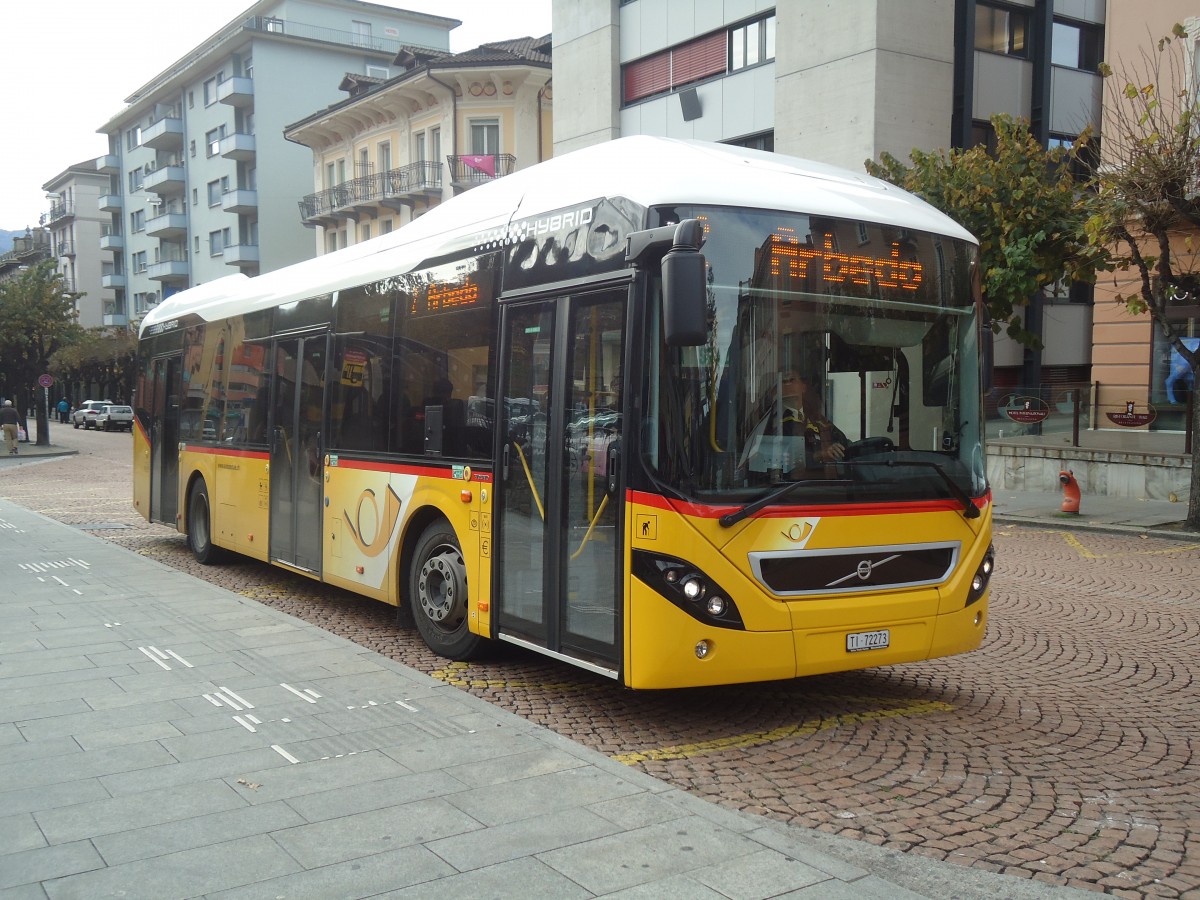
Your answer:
[969,119,998,153]
[128,167,144,192]
[1052,19,1102,72]
[381,218,393,235]
[974,2,1029,58]
[367,65,389,79]
[132,251,147,274]
[725,131,774,152]
[730,14,775,71]
[188,91,194,109]
[360,222,372,242]
[205,126,225,158]
[130,210,146,233]
[470,119,500,155]
[623,31,727,104]
[203,77,217,106]
[378,141,392,173]
[125,126,142,151]
[207,179,227,206]
[209,228,230,256]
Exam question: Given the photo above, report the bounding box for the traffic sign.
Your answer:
[38,374,53,388]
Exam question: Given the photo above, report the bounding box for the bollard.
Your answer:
[1059,469,1080,515]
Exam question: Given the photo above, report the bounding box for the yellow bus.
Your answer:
[134,136,993,689]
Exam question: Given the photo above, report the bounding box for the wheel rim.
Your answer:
[417,543,467,633]
[190,493,210,551]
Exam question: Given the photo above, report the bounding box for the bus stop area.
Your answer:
[0,498,1101,900]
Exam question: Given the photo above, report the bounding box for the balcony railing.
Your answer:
[40,203,75,226]
[217,75,254,107]
[298,161,444,226]
[447,154,516,188]
[144,165,186,195]
[100,228,123,252]
[148,258,189,282]
[96,154,120,174]
[56,242,75,258]
[143,116,184,150]
[243,16,405,54]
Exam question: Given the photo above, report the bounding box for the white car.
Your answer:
[96,404,134,432]
[72,400,113,429]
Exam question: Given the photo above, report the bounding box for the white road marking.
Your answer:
[280,683,318,703]
[271,744,299,764]
[138,647,172,670]
[233,716,257,733]
[165,650,194,668]
[219,687,253,708]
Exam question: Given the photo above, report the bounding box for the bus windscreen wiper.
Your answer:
[719,478,853,527]
[718,457,979,527]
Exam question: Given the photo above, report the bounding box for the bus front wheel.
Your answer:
[187,480,226,565]
[410,522,482,660]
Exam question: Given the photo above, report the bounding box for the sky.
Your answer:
[0,0,552,231]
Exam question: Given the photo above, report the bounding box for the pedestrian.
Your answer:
[57,397,69,424]
[0,400,20,455]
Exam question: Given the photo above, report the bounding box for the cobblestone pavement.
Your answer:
[4,428,1199,899]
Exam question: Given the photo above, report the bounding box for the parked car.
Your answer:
[96,404,134,432]
[72,400,113,429]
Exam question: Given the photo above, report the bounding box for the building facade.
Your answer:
[40,162,112,329]
[1091,2,1199,430]
[285,36,552,253]
[96,0,459,325]
[551,0,1107,404]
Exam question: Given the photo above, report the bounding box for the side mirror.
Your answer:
[661,219,707,346]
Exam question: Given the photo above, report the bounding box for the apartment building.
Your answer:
[285,35,552,253]
[96,0,459,325]
[41,162,111,328]
[551,0,1106,404]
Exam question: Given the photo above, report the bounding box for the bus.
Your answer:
[133,136,994,690]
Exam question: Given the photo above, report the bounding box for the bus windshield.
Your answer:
[645,207,986,507]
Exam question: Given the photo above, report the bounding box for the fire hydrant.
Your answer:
[1059,469,1081,515]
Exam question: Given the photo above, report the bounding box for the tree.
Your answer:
[51,327,138,407]
[1086,25,1200,529]
[865,114,1107,347]
[0,260,83,444]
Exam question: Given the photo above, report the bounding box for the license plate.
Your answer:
[846,629,890,652]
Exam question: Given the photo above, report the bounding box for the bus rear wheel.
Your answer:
[187,480,226,565]
[410,522,482,660]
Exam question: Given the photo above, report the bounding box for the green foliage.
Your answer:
[866,115,1106,346]
[0,259,83,403]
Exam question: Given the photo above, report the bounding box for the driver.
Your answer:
[780,371,847,466]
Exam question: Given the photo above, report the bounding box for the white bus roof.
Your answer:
[141,136,976,335]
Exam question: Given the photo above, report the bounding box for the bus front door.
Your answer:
[149,355,182,527]
[496,290,626,676]
[268,333,327,573]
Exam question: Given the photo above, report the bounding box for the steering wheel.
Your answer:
[842,436,895,460]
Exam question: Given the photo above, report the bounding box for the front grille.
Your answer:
[749,541,959,597]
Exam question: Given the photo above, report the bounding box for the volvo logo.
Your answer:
[829,553,901,588]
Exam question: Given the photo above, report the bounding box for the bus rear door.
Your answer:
[148,355,182,527]
[495,289,627,677]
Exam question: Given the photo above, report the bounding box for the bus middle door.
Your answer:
[495,289,626,677]
[268,332,328,573]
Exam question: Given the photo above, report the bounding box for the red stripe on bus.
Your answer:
[334,458,493,481]
[628,489,990,519]
[182,445,270,460]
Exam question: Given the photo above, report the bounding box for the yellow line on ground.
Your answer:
[613,698,954,765]
[429,661,587,692]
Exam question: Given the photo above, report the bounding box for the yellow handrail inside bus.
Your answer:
[512,440,545,521]
[570,493,609,560]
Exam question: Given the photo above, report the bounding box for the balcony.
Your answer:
[96,154,120,174]
[143,116,184,150]
[100,230,123,252]
[40,202,75,226]
[144,165,186,195]
[219,132,256,161]
[148,259,189,282]
[242,15,405,55]
[298,162,443,227]
[218,76,254,107]
[447,154,516,190]
[99,194,123,212]
[56,242,75,258]
[222,243,260,268]
[222,188,258,215]
[101,272,126,289]
[146,211,188,238]
[103,313,130,327]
